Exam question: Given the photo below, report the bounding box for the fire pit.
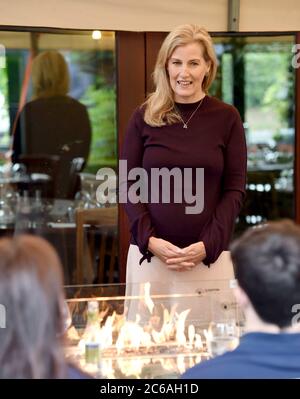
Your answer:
[64,280,242,378]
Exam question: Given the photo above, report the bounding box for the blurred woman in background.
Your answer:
[12,50,91,198]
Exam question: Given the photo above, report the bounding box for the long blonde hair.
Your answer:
[32,50,70,99]
[144,24,217,127]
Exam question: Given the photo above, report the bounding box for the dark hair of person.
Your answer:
[230,220,300,328]
[0,235,66,378]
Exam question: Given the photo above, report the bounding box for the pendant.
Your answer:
[183,123,188,129]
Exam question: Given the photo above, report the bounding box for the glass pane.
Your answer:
[211,35,295,234]
[64,280,242,378]
[0,30,118,285]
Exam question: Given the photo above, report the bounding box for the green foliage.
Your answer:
[245,50,294,127]
[211,39,294,130]
[0,65,10,147]
[0,66,7,94]
[82,83,117,172]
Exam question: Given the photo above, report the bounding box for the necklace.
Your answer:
[175,96,205,129]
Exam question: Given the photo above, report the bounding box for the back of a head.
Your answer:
[0,235,66,378]
[32,50,70,99]
[231,220,300,328]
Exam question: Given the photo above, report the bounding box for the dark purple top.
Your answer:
[121,95,247,265]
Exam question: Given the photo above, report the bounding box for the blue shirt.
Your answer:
[182,332,300,379]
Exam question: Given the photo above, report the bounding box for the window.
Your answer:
[0,29,118,285]
[211,35,295,233]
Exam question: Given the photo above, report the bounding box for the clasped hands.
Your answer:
[148,236,206,272]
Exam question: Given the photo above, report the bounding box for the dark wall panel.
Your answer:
[116,31,146,281]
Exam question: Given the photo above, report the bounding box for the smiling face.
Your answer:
[167,42,210,103]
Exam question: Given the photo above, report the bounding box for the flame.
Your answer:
[159,358,176,371]
[143,282,155,314]
[117,357,146,378]
[203,328,212,342]
[161,307,175,340]
[176,354,186,374]
[152,328,166,344]
[115,320,144,353]
[100,359,115,379]
[77,283,200,355]
[196,355,202,364]
[175,309,190,346]
[194,333,203,350]
[73,282,212,378]
[100,312,116,348]
[140,331,152,347]
[188,324,195,346]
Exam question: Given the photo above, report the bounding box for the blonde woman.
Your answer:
[12,50,91,198]
[122,24,247,321]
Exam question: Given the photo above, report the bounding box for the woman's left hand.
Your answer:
[165,241,206,270]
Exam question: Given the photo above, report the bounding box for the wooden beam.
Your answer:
[145,32,167,95]
[116,31,146,282]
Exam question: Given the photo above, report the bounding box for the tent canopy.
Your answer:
[0,0,299,32]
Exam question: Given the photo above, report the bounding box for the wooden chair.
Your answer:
[75,207,118,284]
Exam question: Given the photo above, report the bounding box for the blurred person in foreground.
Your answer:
[182,220,300,379]
[0,235,90,378]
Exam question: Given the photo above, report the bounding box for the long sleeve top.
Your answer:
[121,95,247,265]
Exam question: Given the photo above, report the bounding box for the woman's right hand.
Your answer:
[148,237,196,270]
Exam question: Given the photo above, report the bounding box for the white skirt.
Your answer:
[124,244,237,326]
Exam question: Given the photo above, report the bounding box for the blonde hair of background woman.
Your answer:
[144,24,218,127]
[32,50,70,99]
